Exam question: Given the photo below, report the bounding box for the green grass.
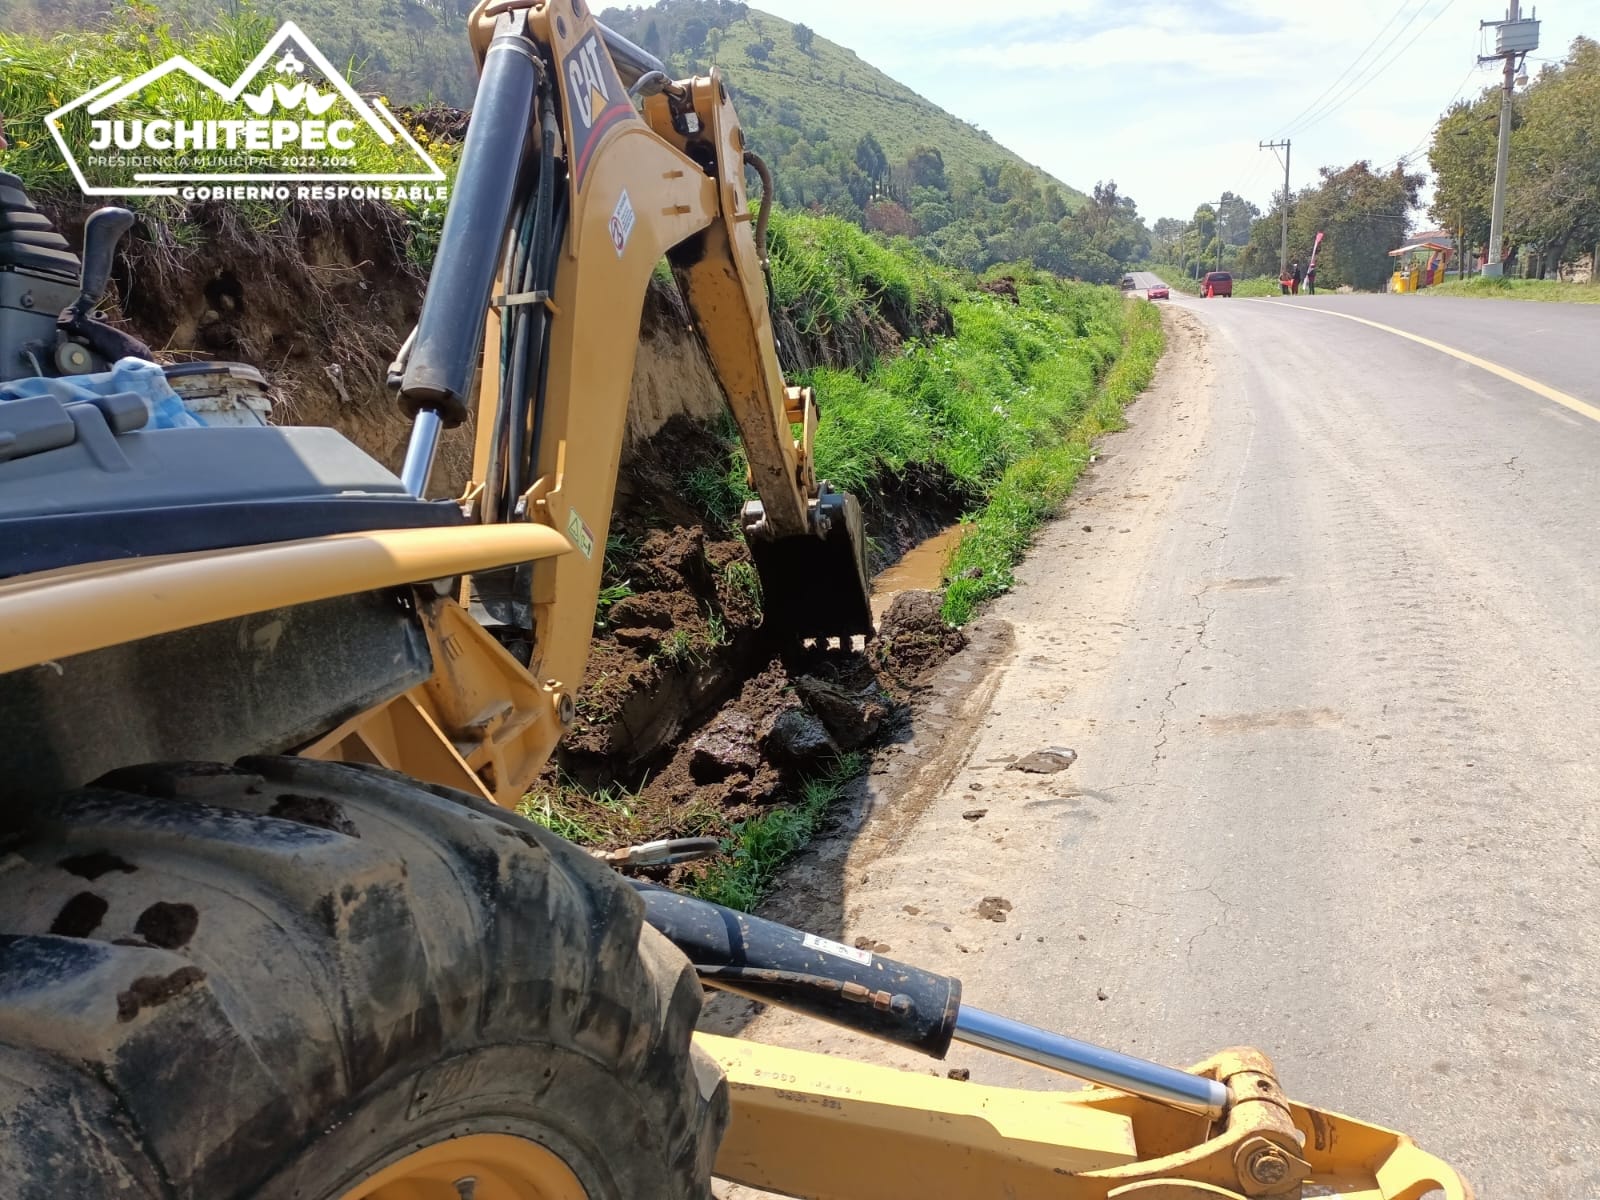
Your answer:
[767,207,952,350]
[942,298,1165,625]
[794,258,1124,507]
[656,628,705,668]
[1231,276,1290,298]
[722,560,763,608]
[518,774,645,847]
[1427,277,1600,304]
[691,752,865,911]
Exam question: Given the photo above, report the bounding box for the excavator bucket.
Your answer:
[743,487,875,644]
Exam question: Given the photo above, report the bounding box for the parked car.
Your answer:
[1146,283,1170,300]
[1121,274,1136,290]
[1201,271,1233,298]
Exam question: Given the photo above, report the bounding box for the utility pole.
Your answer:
[1479,3,1539,277]
[1260,139,1291,274]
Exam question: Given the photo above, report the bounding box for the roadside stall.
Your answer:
[1388,234,1455,293]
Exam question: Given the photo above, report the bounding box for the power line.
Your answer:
[1282,0,1464,139]
[1372,62,1483,173]
[1272,0,1417,138]
[1279,0,1436,136]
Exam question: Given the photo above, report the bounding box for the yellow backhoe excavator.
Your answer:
[0,1,1470,1196]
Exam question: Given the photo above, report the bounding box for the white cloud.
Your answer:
[743,0,1600,221]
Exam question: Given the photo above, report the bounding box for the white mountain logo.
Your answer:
[45,21,445,198]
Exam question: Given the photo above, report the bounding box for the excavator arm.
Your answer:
[398,1,866,693]
[306,0,871,800]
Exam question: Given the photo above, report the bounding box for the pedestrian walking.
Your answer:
[1304,264,1317,294]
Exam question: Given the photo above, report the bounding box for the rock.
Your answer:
[962,809,988,821]
[763,707,839,767]
[947,1067,971,1081]
[689,712,759,783]
[1008,747,1078,774]
[1096,989,1109,1002]
[902,905,921,916]
[977,896,1012,922]
[795,675,889,749]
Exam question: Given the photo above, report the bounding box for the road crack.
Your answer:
[1151,598,1217,770]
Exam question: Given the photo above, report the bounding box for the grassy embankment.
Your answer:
[647,214,1164,907]
[1427,276,1600,304]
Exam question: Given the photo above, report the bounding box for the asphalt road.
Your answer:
[721,288,1600,1199]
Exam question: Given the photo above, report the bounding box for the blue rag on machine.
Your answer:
[0,357,204,429]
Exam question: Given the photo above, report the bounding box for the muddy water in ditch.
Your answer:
[870,523,966,617]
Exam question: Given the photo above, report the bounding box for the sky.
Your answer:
[745,0,1600,226]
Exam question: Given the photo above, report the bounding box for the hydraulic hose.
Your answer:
[743,150,775,268]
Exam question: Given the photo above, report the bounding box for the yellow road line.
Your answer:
[1243,299,1600,426]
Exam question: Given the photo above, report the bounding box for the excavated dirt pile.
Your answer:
[543,409,969,856]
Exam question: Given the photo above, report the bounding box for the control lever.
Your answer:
[55,207,151,370]
[66,207,136,324]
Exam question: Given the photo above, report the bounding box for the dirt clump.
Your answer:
[977,896,1013,922]
[874,590,967,685]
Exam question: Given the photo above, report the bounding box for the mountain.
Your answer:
[2,0,1147,277]
[598,0,1085,209]
[597,2,1146,275]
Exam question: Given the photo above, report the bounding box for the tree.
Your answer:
[1427,92,1499,263]
[1506,37,1600,274]
[853,133,889,190]
[865,199,918,238]
[1152,217,1186,260]
[904,145,947,191]
[680,17,709,49]
[1216,192,1260,246]
[792,22,815,53]
[1428,38,1599,275]
[1289,161,1424,289]
[743,41,770,63]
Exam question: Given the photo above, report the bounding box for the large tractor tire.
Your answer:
[0,757,727,1199]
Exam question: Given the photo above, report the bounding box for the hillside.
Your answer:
[598,2,1152,276]
[0,0,1148,277]
[599,0,1084,209]
[0,0,480,107]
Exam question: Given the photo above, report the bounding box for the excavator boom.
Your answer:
[395,1,871,695]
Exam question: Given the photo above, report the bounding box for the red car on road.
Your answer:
[1201,271,1233,298]
[1146,283,1170,300]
